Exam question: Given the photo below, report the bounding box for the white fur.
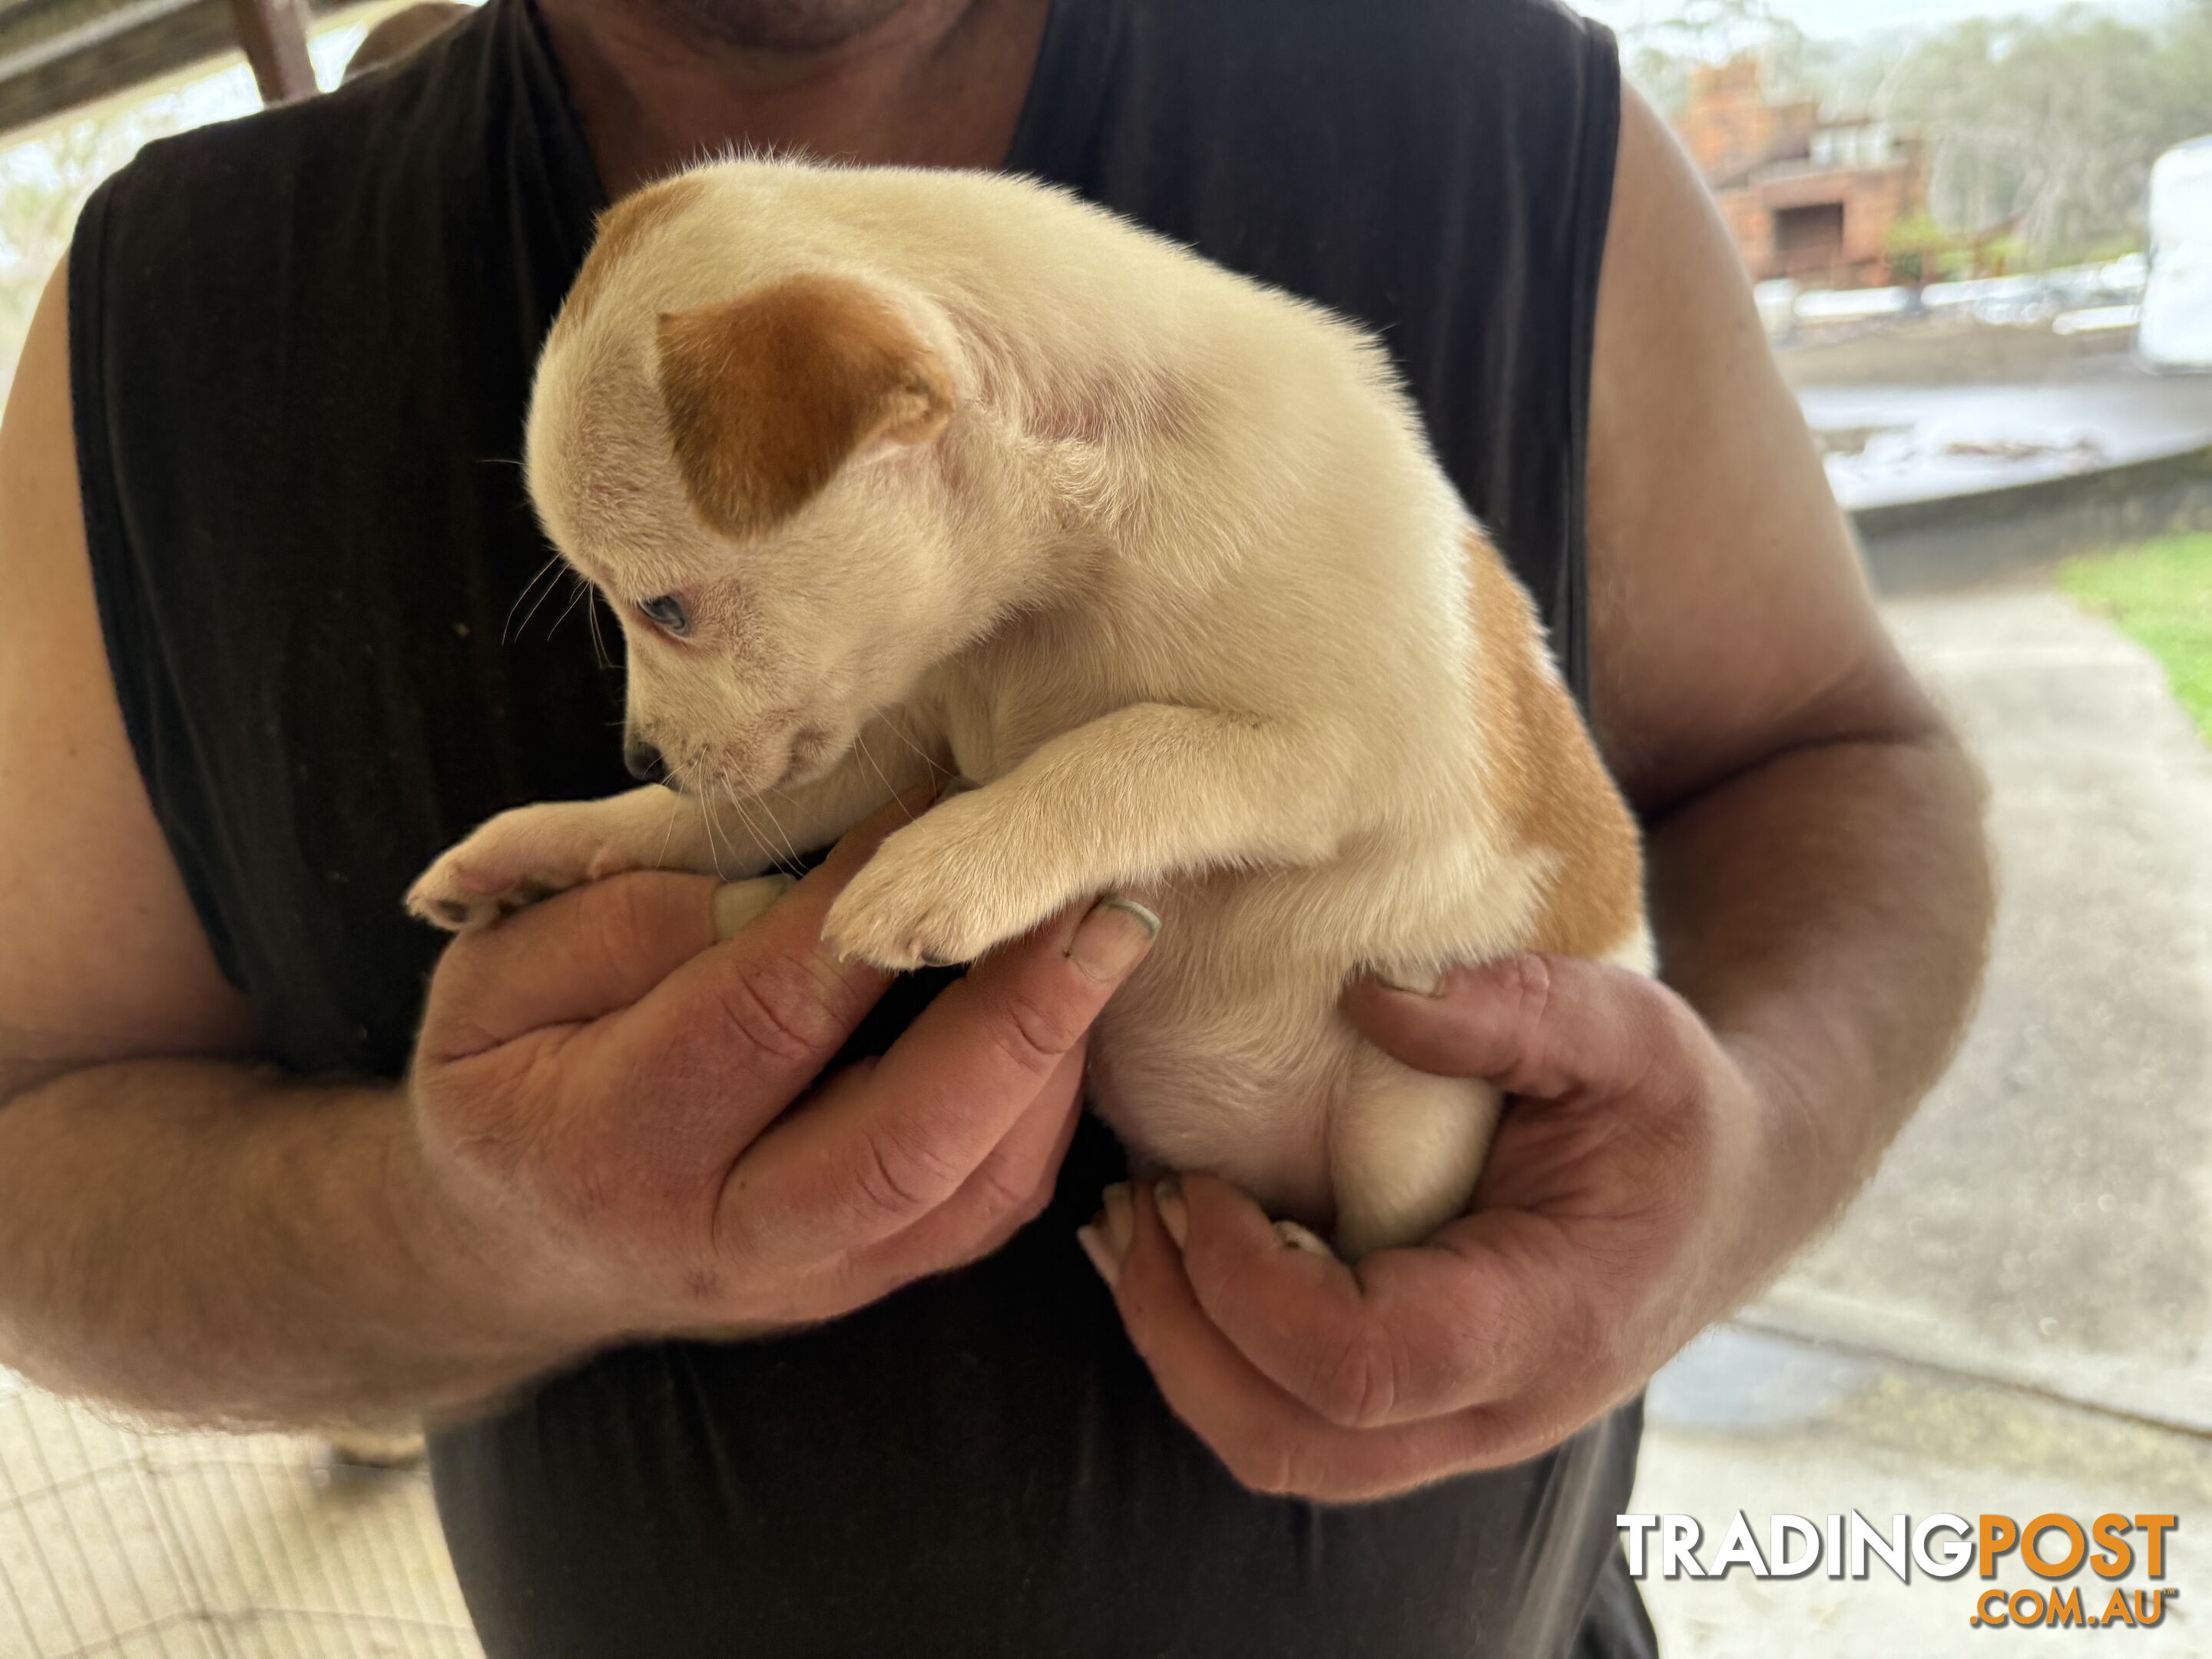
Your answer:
[409,159,1652,1257]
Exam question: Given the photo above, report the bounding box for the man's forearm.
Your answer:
[1645,728,1992,1260]
[0,1059,565,1426]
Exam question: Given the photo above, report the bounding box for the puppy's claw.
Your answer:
[406,882,498,934]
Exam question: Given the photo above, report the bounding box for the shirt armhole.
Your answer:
[1561,17,1622,717]
[68,171,249,993]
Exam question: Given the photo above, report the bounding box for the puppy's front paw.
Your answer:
[406,800,657,932]
[822,797,1065,971]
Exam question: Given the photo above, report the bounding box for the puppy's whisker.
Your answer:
[699,783,735,882]
[872,706,952,780]
[655,792,687,867]
[724,788,781,874]
[584,589,614,672]
[510,562,572,643]
[546,574,593,639]
[502,552,567,644]
[698,775,740,870]
[725,787,790,879]
[751,790,802,869]
[855,728,916,825]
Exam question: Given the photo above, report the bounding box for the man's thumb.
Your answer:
[1343,952,1692,1100]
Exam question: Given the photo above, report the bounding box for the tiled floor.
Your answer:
[0,1375,478,1659]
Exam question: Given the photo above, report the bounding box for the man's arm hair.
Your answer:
[0,1062,556,1424]
[0,261,548,1425]
[1588,87,1993,1255]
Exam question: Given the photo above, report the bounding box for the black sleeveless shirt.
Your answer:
[70,2,1654,1652]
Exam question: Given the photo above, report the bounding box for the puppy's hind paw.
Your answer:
[1273,1220,1338,1260]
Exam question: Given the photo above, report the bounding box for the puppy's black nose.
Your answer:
[624,736,669,785]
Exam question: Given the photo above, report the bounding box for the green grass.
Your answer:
[2060,532,2212,743]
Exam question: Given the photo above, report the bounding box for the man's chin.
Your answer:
[645,0,912,55]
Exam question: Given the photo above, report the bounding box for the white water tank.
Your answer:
[2139,136,2212,371]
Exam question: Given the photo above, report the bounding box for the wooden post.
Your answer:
[227,0,316,104]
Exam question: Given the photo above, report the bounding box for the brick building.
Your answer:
[1676,59,1926,290]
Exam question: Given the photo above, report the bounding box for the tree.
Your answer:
[1624,0,1903,118]
[0,119,167,389]
[0,51,286,400]
[1627,0,2212,269]
[1879,6,2212,263]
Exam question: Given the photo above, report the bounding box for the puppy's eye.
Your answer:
[637,594,690,637]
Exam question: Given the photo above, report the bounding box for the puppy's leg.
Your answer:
[406,786,737,930]
[406,727,933,931]
[1327,1045,1500,1260]
[824,702,1339,969]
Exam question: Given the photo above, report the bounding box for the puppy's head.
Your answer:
[525,174,981,800]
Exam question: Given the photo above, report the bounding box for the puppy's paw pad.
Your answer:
[1274,1220,1338,1260]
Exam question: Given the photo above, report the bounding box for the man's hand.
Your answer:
[1080,953,1791,1504]
[404,793,1159,1359]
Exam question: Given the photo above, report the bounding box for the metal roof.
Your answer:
[0,0,349,140]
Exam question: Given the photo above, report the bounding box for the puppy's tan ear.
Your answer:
[656,274,954,538]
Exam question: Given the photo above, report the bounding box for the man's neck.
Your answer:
[535,0,1052,200]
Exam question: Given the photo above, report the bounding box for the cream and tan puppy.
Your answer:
[407,159,1649,1258]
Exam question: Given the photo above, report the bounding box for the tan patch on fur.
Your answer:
[655,274,954,539]
[1465,530,1646,959]
[554,174,710,339]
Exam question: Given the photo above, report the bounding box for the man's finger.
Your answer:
[1167,1173,1567,1428]
[621,792,931,1121]
[421,869,731,1060]
[723,895,1155,1257]
[422,787,934,1060]
[1110,1187,1492,1502]
[828,1043,1086,1296]
[1342,952,1697,1100]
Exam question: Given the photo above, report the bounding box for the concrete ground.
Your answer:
[1635,586,2212,1655]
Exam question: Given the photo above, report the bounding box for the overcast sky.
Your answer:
[1575,0,2173,42]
